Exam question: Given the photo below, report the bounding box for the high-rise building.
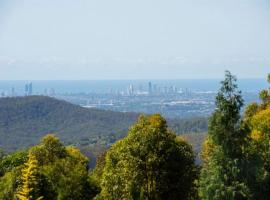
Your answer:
[148,82,152,94]
[28,82,33,95]
[11,87,15,97]
[25,84,29,95]
[25,82,33,96]
[128,84,134,96]
[173,85,177,93]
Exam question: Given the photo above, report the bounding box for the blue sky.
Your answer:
[0,0,269,80]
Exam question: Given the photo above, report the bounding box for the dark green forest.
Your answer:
[1,72,270,199]
[0,95,207,153]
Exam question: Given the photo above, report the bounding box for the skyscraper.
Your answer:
[128,84,134,96]
[148,82,152,94]
[25,84,29,95]
[28,82,33,95]
[11,87,15,97]
[25,82,33,96]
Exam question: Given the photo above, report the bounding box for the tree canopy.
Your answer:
[0,134,98,200]
[199,71,252,199]
[97,114,198,200]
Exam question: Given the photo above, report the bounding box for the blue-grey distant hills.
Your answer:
[0,96,207,152]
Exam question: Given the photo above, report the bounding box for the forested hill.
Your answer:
[0,96,207,152]
[0,96,138,152]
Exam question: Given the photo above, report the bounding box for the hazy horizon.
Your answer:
[0,0,270,80]
[0,78,267,81]
[0,79,268,94]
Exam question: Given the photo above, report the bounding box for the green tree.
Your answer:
[242,73,270,198]
[31,134,66,166]
[0,171,18,200]
[89,151,107,196]
[259,89,270,107]
[40,146,93,200]
[29,134,96,200]
[97,114,198,200]
[16,153,43,200]
[199,71,252,200]
[0,150,28,176]
[0,150,28,200]
[249,107,270,196]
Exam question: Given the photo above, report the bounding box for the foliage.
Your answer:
[97,114,198,200]
[16,153,43,200]
[0,96,139,152]
[0,150,27,199]
[242,73,270,197]
[0,96,207,153]
[0,170,19,200]
[5,73,270,199]
[0,134,99,200]
[30,134,67,165]
[168,117,208,134]
[28,134,95,200]
[182,132,207,164]
[199,71,253,199]
[199,136,215,166]
[259,90,270,107]
[0,150,28,176]
[89,151,107,194]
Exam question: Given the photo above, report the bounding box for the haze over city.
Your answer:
[0,0,269,80]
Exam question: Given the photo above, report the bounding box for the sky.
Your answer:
[0,0,269,80]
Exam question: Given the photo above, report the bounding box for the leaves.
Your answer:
[16,153,43,200]
[97,114,198,200]
[199,71,252,200]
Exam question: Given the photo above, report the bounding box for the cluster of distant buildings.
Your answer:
[24,82,33,96]
[0,81,191,98]
[1,82,33,97]
[0,82,56,98]
[125,82,189,96]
